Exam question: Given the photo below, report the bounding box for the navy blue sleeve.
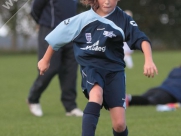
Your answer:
[123,12,151,51]
[30,0,48,23]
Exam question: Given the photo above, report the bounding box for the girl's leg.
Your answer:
[82,84,103,136]
[109,107,128,136]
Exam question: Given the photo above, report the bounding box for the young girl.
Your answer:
[38,0,158,135]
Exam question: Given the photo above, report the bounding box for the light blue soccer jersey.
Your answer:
[45,7,150,71]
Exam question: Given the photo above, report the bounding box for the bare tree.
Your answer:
[0,0,36,51]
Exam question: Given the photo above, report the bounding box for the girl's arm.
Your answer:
[38,45,55,75]
[141,41,158,78]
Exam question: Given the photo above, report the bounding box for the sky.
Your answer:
[0,25,8,37]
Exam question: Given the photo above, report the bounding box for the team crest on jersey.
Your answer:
[103,31,116,38]
[85,33,92,43]
[64,19,70,25]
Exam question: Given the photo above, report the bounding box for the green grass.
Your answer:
[0,51,181,136]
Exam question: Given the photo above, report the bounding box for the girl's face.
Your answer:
[96,0,119,16]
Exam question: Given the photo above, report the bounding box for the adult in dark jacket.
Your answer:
[126,66,181,106]
[27,0,83,117]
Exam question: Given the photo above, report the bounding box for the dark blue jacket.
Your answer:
[30,0,77,28]
[159,67,181,102]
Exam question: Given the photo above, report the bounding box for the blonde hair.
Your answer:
[80,0,99,10]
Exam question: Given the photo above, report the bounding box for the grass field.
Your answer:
[0,51,180,136]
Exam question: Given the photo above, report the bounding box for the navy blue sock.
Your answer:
[82,102,101,136]
[113,127,128,136]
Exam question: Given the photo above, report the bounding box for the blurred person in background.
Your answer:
[123,10,134,69]
[126,65,181,106]
[27,0,83,117]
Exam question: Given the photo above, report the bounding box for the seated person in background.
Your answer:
[126,65,181,106]
[123,10,134,69]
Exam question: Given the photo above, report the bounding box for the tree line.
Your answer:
[0,0,181,51]
[119,0,181,49]
[78,0,181,50]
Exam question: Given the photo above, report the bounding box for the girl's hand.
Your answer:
[37,45,54,75]
[38,58,50,75]
[141,41,158,78]
[143,61,158,78]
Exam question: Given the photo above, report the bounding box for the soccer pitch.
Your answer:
[0,51,180,136]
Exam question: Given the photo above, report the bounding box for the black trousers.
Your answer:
[28,25,78,112]
[129,87,177,106]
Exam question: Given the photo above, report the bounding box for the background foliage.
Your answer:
[78,0,181,49]
[119,0,181,50]
[0,0,181,51]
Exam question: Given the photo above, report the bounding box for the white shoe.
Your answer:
[27,101,43,117]
[66,108,83,117]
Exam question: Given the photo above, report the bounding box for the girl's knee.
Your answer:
[113,121,126,132]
